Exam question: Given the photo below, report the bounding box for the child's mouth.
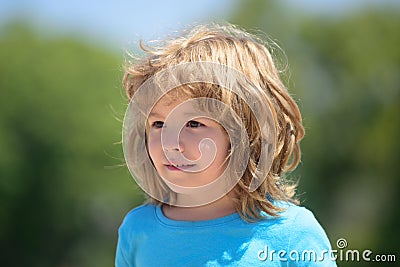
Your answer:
[165,164,195,171]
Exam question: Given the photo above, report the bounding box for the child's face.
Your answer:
[147,96,230,190]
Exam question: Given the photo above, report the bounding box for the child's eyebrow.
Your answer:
[183,112,200,117]
[148,111,163,118]
[149,111,199,117]
[183,113,216,120]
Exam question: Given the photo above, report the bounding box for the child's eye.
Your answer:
[151,121,164,128]
[186,120,204,128]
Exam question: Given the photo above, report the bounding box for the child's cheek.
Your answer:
[147,131,162,161]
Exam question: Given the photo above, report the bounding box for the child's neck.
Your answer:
[162,194,237,221]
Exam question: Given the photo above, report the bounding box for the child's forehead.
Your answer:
[150,95,191,114]
[149,85,202,109]
[149,90,204,118]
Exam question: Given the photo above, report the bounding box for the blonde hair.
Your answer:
[122,23,305,221]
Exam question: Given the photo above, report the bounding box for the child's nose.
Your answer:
[163,142,183,152]
[161,128,184,153]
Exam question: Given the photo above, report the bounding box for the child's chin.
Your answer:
[163,179,202,192]
[161,177,232,206]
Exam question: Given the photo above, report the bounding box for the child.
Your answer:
[116,23,337,266]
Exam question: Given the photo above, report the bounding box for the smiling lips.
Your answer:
[165,163,195,171]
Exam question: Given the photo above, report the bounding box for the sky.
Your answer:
[0,0,235,50]
[0,0,398,51]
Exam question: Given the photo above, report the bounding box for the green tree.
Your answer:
[0,23,143,267]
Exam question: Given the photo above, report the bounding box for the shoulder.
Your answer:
[280,203,326,234]
[277,203,337,265]
[118,204,157,234]
[274,202,331,243]
[258,202,322,230]
[249,202,332,246]
[123,203,157,220]
[115,204,158,267]
[256,202,334,252]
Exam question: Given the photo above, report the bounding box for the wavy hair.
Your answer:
[122,23,305,221]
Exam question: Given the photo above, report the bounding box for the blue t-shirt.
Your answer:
[115,202,337,266]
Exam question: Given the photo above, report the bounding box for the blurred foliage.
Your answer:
[0,23,144,267]
[0,1,399,266]
[232,1,399,266]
